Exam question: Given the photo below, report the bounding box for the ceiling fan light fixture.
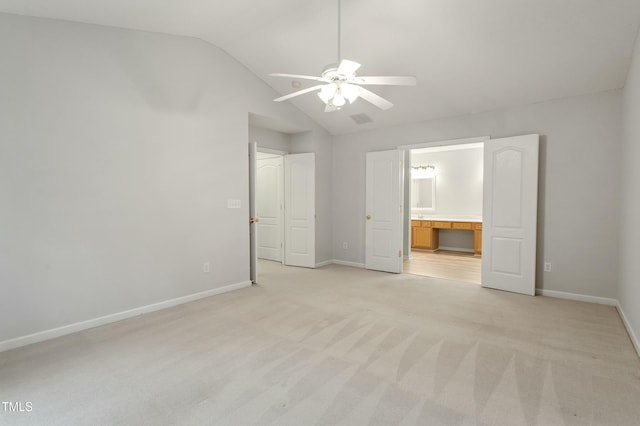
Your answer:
[318,84,336,103]
[332,92,346,107]
[341,83,360,103]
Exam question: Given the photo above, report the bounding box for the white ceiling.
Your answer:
[2,0,639,135]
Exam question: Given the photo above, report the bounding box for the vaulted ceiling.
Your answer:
[1,0,639,135]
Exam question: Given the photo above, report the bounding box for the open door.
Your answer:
[284,153,315,268]
[249,142,258,284]
[481,134,539,295]
[365,150,404,273]
[257,155,284,262]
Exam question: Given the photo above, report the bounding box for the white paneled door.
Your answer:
[365,150,404,273]
[482,134,539,295]
[257,156,283,262]
[284,153,315,268]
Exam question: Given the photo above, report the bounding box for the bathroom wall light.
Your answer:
[411,165,436,179]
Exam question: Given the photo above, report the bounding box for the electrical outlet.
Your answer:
[544,262,552,272]
[342,242,348,249]
[203,262,210,273]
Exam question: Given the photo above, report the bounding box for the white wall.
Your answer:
[0,13,332,345]
[249,125,292,153]
[619,32,640,351]
[411,148,483,219]
[333,90,622,298]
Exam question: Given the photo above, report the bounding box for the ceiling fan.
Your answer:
[269,0,417,112]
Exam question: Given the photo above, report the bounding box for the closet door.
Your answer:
[257,156,283,262]
[284,153,315,268]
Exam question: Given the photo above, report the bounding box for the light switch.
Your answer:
[227,199,241,209]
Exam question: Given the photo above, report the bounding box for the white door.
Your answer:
[248,142,258,284]
[482,134,539,295]
[365,150,404,273]
[284,153,315,268]
[257,156,284,262]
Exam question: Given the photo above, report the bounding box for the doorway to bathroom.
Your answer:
[403,141,484,284]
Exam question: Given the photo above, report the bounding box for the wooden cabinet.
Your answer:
[411,219,482,255]
[453,222,472,230]
[411,220,438,250]
[433,221,451,229]
[473,222,482,255]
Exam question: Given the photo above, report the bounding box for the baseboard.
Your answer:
[535,289,617,306]
[315,260,333,268]
[616,302,640,358]
[437,246,475,253]
[0,280,252,353]
[331,259,366,269]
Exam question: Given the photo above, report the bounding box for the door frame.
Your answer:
[249,145,317,277]
[399,136,489,282]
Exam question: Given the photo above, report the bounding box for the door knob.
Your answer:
[366,214,372,220]
[249,217,260,224]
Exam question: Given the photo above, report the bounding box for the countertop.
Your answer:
[411,216,482,222]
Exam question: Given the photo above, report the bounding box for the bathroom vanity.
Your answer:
[411,219,482,255]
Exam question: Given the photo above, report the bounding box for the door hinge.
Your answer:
[400,160,403,167]
[400,205,402,213]
[398,250,402,258]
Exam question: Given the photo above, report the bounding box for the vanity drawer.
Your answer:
[421,221,432,227]
[433,221,451,229]
[411,220,421,227]
[473,223,482,230]
[452,222,472,230]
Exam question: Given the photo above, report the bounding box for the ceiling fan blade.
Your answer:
[324,103,338,113]
[274,85,326,102]
[269,73,329,83]
[358,87,394,110]
[337,59,361,76]
[356,76,417,86]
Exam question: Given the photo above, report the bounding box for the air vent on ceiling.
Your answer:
[350,113,373,125]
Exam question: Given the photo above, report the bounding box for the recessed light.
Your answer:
[291,81,301,88]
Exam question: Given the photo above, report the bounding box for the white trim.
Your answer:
[535,289,617,306]
[0,281,252,353]
[256,146,288,155]
[331,259,366,269]
[315,260,333,268]
[617,301,640,358]
[398,136,490,150]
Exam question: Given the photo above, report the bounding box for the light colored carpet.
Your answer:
[1,260,639,425]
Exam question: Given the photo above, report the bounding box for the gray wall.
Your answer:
[619,32,640,349]
[249,126,292,153]
[333,90,622,298]
[0,13,332,343]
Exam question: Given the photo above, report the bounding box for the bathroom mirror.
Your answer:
[411,177,435,210]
